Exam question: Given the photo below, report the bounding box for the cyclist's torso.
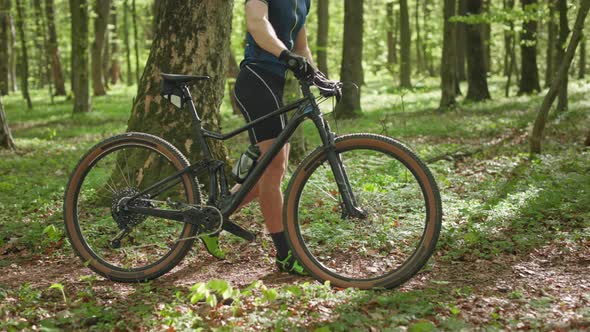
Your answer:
[242,0,311,77]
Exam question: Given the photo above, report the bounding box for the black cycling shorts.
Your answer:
[234,64,287,144]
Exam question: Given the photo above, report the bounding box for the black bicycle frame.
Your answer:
[127,81,364,235]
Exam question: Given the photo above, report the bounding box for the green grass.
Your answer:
[1,76,589,330]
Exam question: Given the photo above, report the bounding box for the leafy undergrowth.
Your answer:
[1,79,589,330]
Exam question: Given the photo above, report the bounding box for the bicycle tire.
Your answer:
[284,134,442,289]
[64,132,201,282]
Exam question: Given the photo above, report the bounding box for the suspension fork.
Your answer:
[311,113,366,219]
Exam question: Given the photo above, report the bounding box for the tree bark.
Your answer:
[125,0,232,168]
[92,0,109,96]
[386,2,397,67]
[482,0,491,73]
[399,0,412,88]
[414,0,422,73]
[439,0,458,111]
[15,0,32,109]
[44,0,66,95]
[0,93,15,150]
[108,2,121,84]
[70,0,91,113]
[334,0,363,119]
[132,0,140,84]
[8,13,17,92]
[518,0,541,95]
[456,0,467,82]
[580,36,587,79]
[530,0,590,155]
[465,0,491,101]
[123,0,132,85]
[556,0,569,112]
[316,0,329,76]
[0,0,10,95]
[545,1,557,88]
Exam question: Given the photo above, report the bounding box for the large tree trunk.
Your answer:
[132,0,140,84]
[439,0,458,111]
[530,0,590,155]
[518,0,541,95]
[316,0,329,76]
[556,0,569,112]
[0,0,10,95]
[92,0,110,96]
[456,0,467,82]
[123,0,132,85]
[580,37,587,79]
[125,0,232,167]
[386,2,397,68]
[108,2,121,84]
[334,0,363,119]
[45,0,66,96]
[70,0,91,113]
[15,0,32,109]
[545,1,557,88]
[399,0,412,88]
[0,93,15,151]
[465,0,491,101]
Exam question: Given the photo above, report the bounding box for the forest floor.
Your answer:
[1,78,589,331]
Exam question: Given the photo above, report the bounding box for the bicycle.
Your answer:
[63,72,442,289]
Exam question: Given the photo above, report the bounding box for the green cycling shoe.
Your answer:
[276,250,308,276]
[199,233,226,260]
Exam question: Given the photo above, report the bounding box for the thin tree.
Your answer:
[15,0,32,108]
[92,0,110,96]
[386,2,397,67]
[456,0,467,82]
[70,0,91,113]
[0,0,10,95]
[530,0,590,155]
[32,0,45,87]
[518,0,541,95]
[399,0,411,88]
[8,12,17,92]
[439,0,458,111]
[482,0,491,72]
[580,36,586,79]
[414,0,422,73]
[503,0,515,77]
[125,0,232,166]
[555,0,569,112]
[0,92,15,150]
[108,2,121,84]
[465,0,491,101]
[132,0,140,84]
[545,1,557,88]
[44,0,66,95]
[335,0,363,118]
[123,0,132,85]
[316,0,329,76]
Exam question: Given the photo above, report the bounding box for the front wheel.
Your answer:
[284,134,442,289]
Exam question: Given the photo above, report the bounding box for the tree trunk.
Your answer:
[132,0,140,84]
[70,0,91,113]
[32,0,45,88]
[399,0,412,88]
[556,0,569,112]
[580,36,587,79]
[0,93,15,151]
[503,0,515,77]
[108,2,121,84]
[530,0,590,155]
[44,0,66,95]
[125,0,232,168]
[518,0,541,95]
[545,1,557,88]
[334,0,363,119]
[316,0,329,76]
[439,0,458,111]
[386,2,397,67]
[414,0,422,73]
[423,0,434,76]
[92,0,109,96]
[465,0,491,101]
[123,0,132,85]
[227,50,240,115]
[456,0,467,82]
[585,129,590,146]
[0,0,10,95]
[15,0,32,108]
[8,14,17,92]
[102,17,110,90]
[482,0,491,73]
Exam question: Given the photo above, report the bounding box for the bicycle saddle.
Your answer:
[160,73,210,85]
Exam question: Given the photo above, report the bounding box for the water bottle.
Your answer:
[232,145,261,183]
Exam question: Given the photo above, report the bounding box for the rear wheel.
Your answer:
[284,134,442,289]
[63,133,200,282]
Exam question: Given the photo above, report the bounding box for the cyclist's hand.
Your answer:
[279,50,316,80]
[313,71,343,102]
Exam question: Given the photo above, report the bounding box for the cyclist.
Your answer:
[200,0,320,275]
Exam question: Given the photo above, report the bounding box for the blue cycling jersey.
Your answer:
[242,0,311,77]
